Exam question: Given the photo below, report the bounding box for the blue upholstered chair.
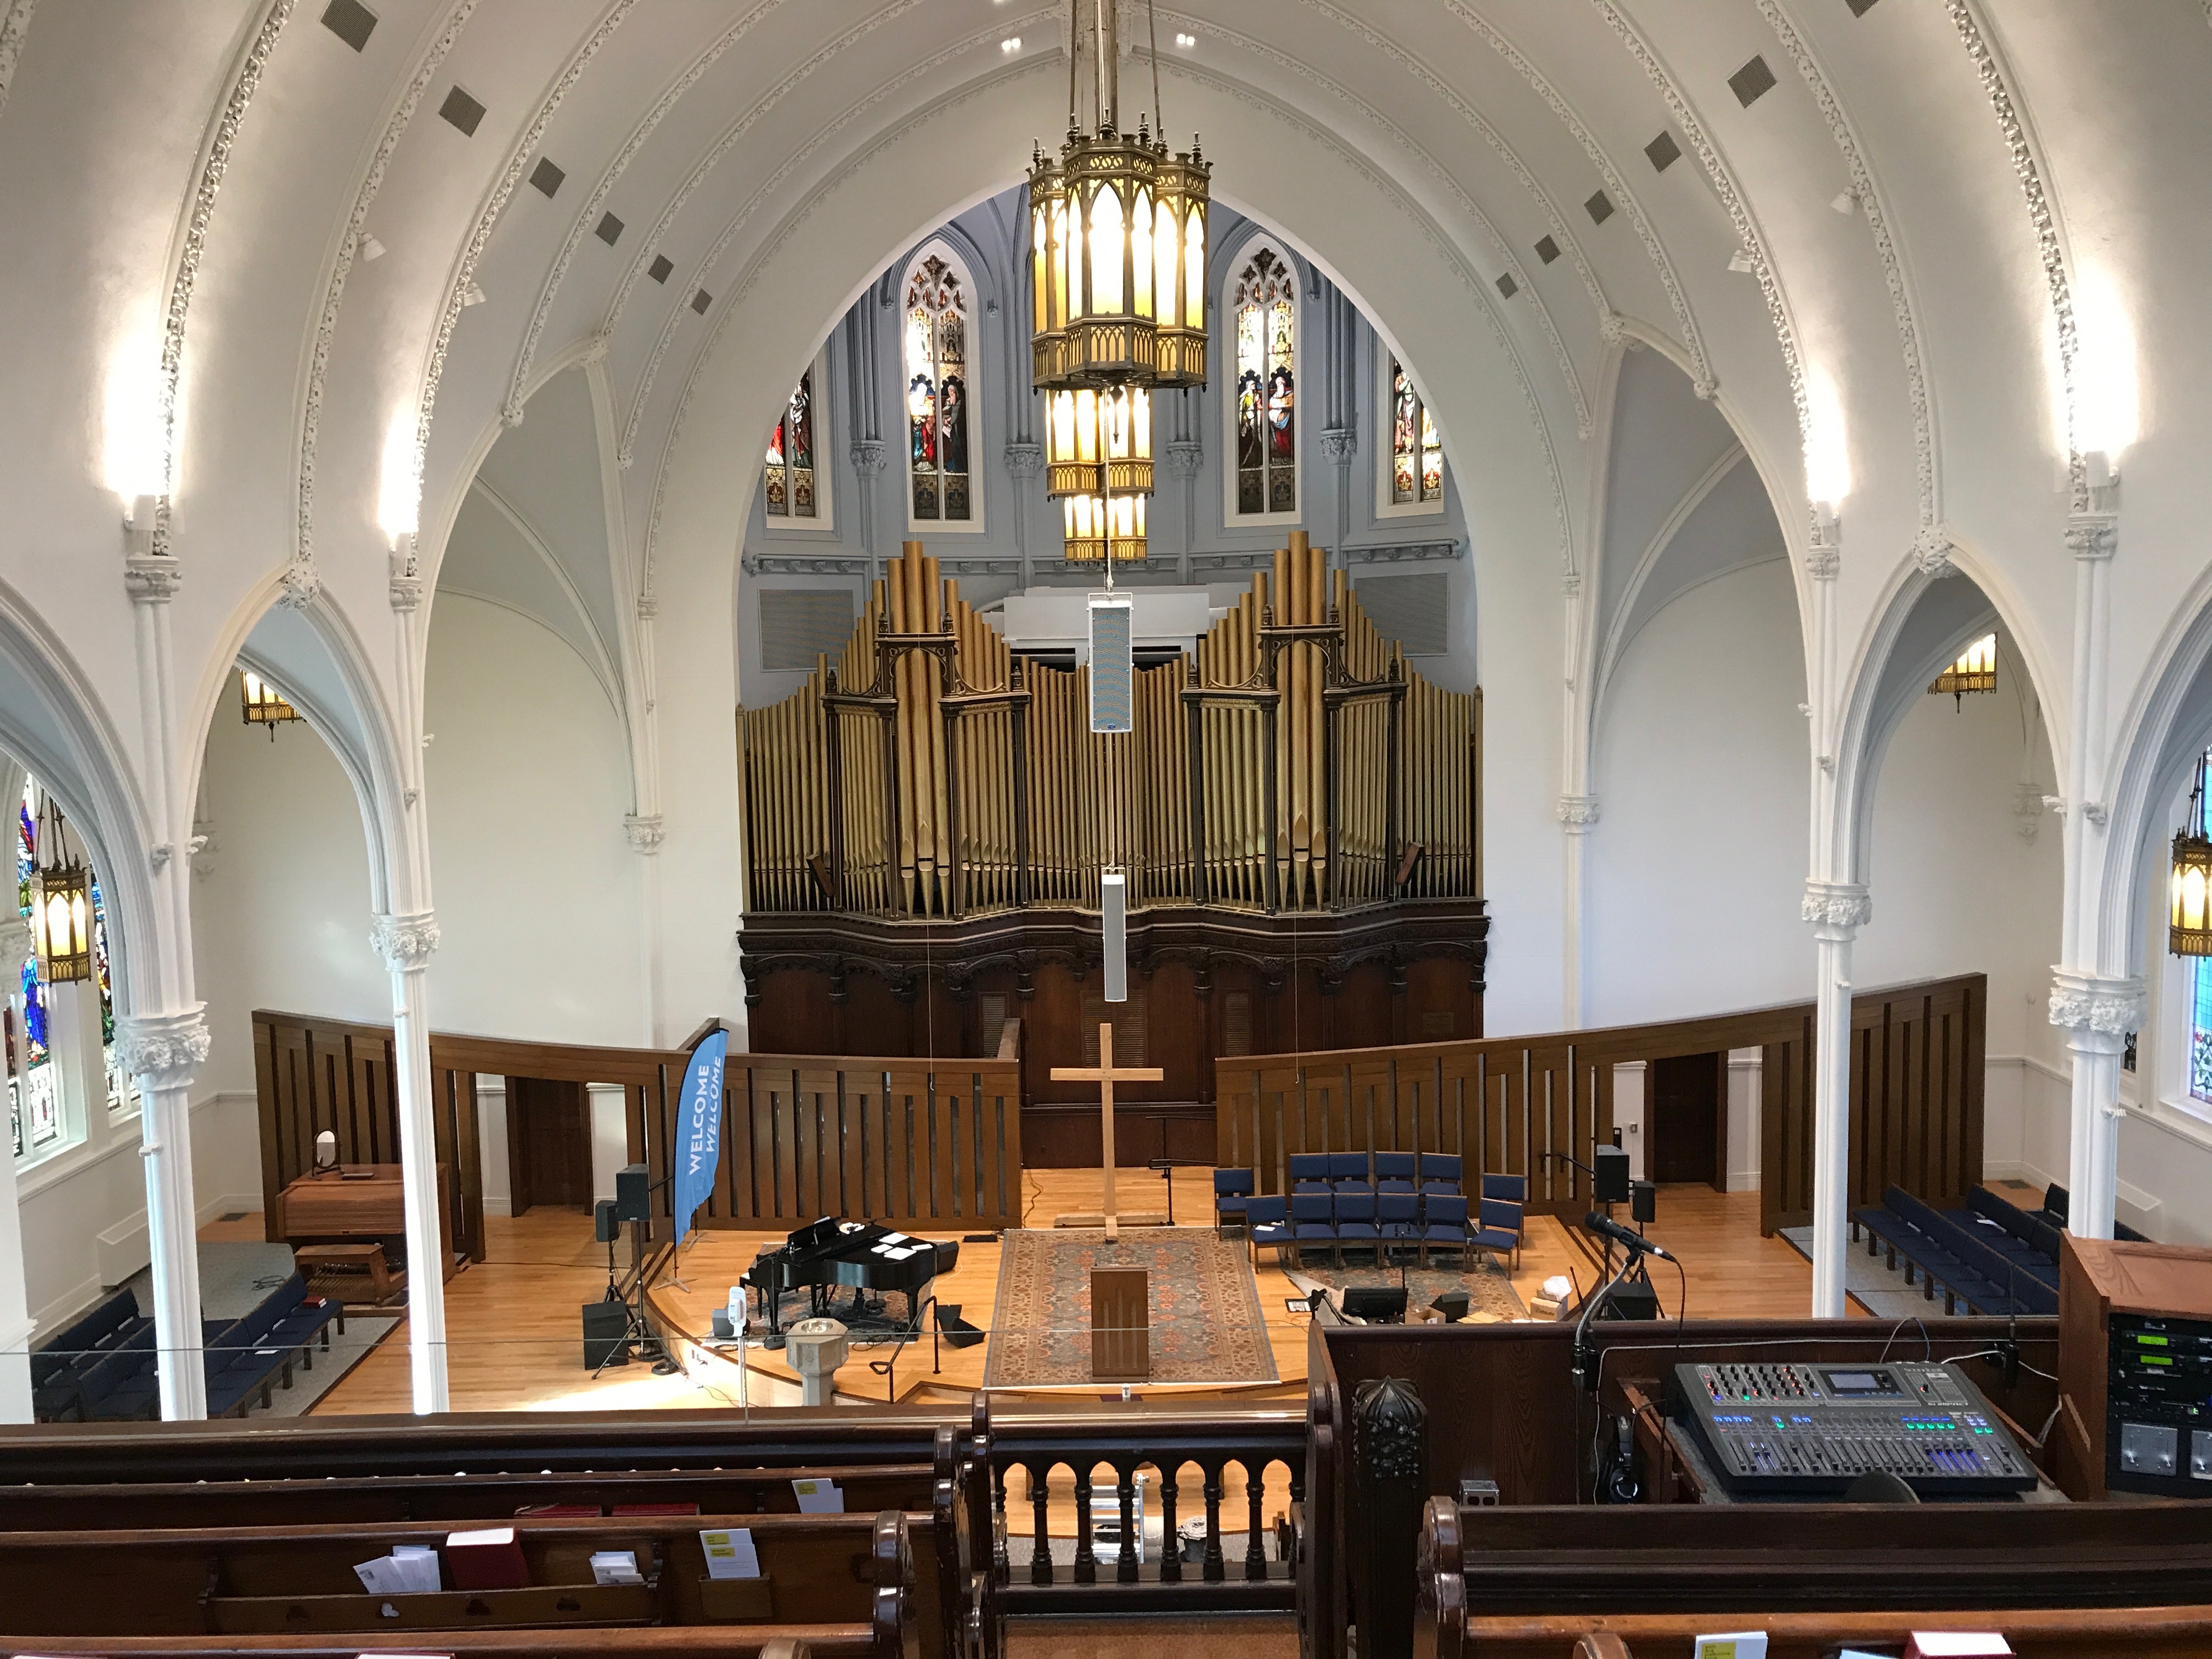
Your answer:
[1288,1154,1333,1193]
[1481,1172,1527,1205]
[1373,1152,1418,1193]
[1472,1195,1523,1272]
[1214,1169,1255,1234]
[1290,1192,1335,1268]
[1246,1195,1291,1265]
[1418,1193,1471,1268]
[1376,1190,1421,1263]
[1418,1152,1464,1195]
[1333,1192,1380,1266]
[1327,1152,1372,1193]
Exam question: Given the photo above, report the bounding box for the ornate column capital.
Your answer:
[1002,442,1043,479]
[388,543,424,612]
[0,915,30,972]
[124,554,184,603]
[1164,440,1203,479]
[1320,427,1356,464]
[850,439,888,478]
[2065,510,2119,562]
[624,812,666,854]
[279,560,320,608]
[1911,523,1956,579]
[1801,881,1872,930]
[1805,506,1842,580]
[114,1008,212,1090]
[2049,970,2143,1037]
[370,910,441,969]
[1556,794,1599,827]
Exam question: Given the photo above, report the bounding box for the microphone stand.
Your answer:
[1572,1239,1656,1394]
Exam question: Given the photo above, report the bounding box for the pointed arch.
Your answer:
[899,236,982,534]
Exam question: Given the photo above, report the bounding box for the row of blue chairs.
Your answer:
[1240,1187,1522,1271]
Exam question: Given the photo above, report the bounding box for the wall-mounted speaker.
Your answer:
[615,1163,650,1222]
[1088,594,1134,734]
[1594,1143,1631,1205]
[1101,871,1127,1003]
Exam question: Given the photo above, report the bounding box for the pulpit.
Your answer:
[1091,1266,1150,1381]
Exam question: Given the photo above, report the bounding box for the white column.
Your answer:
[1610,1060,1645,1180]
[2052,470,2127,1236]
[624,808,665,1047]
[1803,883,1869,1317]
[1559,569,1593,1027]
[373,911,447,1412]
[114,1008,211,1419]
[1726,1047,1763,1193]
[587,1081,628,1203]
[121,527,209,1419]
[2050,972,2142,1239]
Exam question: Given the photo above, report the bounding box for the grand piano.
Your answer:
[742,1218,960,1344]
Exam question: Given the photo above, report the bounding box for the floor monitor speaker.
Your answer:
[582,1296,630,1368]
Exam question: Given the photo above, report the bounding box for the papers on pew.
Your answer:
[1906,1637,2011,1658]
[590,1549,645,1586]
[792,1477,844,1514]
[701,1526,763,1579]
[353,1544,442,1595]
[1692,1637,1766,1659]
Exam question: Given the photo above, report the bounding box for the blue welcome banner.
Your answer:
[671,1028,729,1248]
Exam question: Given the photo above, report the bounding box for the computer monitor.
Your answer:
[1341,1286,1408,1324]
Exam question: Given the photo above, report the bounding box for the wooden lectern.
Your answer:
[1091,1265,1150,1381]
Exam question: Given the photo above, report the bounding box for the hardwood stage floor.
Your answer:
[217,1172,1826,1417]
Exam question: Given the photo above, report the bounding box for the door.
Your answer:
[506,1076,591,1215]
[1649,1052,1723,1189]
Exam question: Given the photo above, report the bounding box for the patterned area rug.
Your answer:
[1290,1258,1528,1321]
[983,1227,1279,1388]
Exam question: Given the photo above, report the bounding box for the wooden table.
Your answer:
[277,1165,453,1281]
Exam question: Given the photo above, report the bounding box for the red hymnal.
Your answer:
[612,1503,699,1516]
[444,1527,529,1590]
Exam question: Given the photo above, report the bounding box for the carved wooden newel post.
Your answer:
[1351,1376,1427,1659]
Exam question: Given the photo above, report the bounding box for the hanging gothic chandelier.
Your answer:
[240,668,301,736]
[1047,384,1152,562]
[1928,633,1997,707]
[30,795,92,985]
[2174,764,2212,956]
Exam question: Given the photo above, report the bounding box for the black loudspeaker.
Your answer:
[1430,1289,1471,1323]
[935,1304,986,1350]
[1593,1144,1631,1204]
[1342,1286,1408,1324]
[1630,1180,1656,1224]
[1598,1278,1661,1322]
[615,1163,651,1222]
[582,1297,630,1368]
[594,1198,620,1243]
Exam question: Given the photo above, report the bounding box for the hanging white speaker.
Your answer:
[1101,870,1127,1002]
[1088,592,1135,734]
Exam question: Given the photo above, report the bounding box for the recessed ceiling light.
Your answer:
[1175,32,1196,48]
[1001,37,1021,53]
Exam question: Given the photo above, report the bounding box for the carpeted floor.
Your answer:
[984,1227,1279,1388]
[1780,1224,1932,1318]
[1289,1255,1528,1321]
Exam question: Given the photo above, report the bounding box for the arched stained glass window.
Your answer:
[763,369,817,521]
[1232,245,1297,517]
[904,253,973,524]
[12,780,55,1158]
[1389,357,1444,507]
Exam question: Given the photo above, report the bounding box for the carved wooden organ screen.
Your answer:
[738,537,1481,922]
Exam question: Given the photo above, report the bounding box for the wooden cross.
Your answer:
[1050,1022,1164,1240]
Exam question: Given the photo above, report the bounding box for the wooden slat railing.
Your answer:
[1213,974,1983,1232]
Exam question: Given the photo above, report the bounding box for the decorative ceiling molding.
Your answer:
[1942,0,2084,508]
[501,1,785,426]
[160,0,298,551]
[1293,0,1613,349]
[294,0,482,599]
[0,1,38,128]
[1586,2,1801,490]
[407,0,641,580]
[1445,2,1715,399]
[1166,7,1591,439]
[1760,0,1938,532]
[596,0,930,362]
[617,9,1056,467]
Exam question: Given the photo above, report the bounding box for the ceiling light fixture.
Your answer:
[1026,0,1211,575]
[1927,633,1996,707]
[1175,32,1195,47]
[1002,37,1021,52]
[358,233,386,261]
[2174,759,2212,956]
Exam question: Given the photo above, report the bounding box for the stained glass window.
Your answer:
[2195,751,2212,1104]
[1233,246,1297,517]
[12,778,56,1157]
[763,369,817,521]
[1389,357,1445,507]
[904,253,972,524]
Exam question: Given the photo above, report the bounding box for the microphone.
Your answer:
[1584,1210,1675,1262]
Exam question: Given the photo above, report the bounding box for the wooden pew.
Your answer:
[1415,1497,2212,1651]
[0,1636,840,1659]
[1433,1607,2212,1659]
[0,1511,913,1647]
